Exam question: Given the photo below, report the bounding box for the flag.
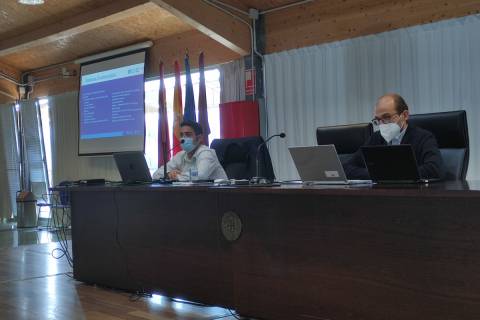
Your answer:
[198,52,211,145]
[172,60,183,155]
[183,53,196,122]
[158,62,170,167]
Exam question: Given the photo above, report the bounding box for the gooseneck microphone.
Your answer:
[252,132,286,184]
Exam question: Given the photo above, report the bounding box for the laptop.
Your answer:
[288,145,372,185]
[361,145,438,184]
[113,151,152,184]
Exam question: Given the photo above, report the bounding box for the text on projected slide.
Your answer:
[80,63,144,140]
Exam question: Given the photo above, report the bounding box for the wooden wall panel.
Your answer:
[265,0,480,53]
[0,61,19,104]
[30,64,80,99]
[219,0,300,12]
[0,82,18,104]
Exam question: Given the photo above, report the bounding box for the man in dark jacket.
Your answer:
[344,93,446,180]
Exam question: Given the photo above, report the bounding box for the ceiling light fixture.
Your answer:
[18,0,45,5]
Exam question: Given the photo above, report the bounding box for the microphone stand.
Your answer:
[156,141,182,184]
[161,139,170,184]
[251,133,286,185]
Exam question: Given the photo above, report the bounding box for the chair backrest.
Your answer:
[223,143,249,179]
[316,123,373,163]
[409,110,469,180]
[210,136,275,180]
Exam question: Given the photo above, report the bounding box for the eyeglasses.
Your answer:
[371,113,401,126]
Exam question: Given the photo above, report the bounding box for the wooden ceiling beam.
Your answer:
[0,0,153,58]
[149,0,251,56]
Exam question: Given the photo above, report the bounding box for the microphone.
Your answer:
[252,132,286,184]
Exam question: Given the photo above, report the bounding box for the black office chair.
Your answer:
[210,136,275,180]
[222,142,249,179]
[316,123,373,164]
[409,110,469,180]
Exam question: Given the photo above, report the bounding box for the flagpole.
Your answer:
[172,60,183,155]
[198,51,211,146]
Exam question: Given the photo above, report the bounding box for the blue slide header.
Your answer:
[81,63,144,86]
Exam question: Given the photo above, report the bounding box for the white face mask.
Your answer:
[379,122,401,143]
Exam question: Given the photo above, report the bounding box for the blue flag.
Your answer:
[183,54,196,122]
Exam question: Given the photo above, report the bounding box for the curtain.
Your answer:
[0,103,20,220]
[219,58,246,103]
[49,91,120,185]
[265,14,480,180]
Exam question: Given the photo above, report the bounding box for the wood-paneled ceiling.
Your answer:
[0,0,298,72]
[2,5,193,70]
[0,0,113,39]
[0,0,198,71]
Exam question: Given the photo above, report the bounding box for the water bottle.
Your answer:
[189,159,199,181]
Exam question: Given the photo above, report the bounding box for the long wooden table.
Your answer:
[69,181,480,320]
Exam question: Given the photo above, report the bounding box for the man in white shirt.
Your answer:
[153,121,227,181]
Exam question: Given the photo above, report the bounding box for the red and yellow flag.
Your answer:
[172,60,183,155]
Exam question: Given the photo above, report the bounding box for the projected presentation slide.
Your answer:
[78,51,146,155]
[80,64,144,139]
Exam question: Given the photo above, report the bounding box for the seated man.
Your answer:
[344,93,446,180]
[153,120,227,181]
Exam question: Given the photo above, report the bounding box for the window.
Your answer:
[38,99,52,188]
[144,68,221,170]
[38,98,52,219]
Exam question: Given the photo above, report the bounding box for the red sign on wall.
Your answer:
[245,69,256,96]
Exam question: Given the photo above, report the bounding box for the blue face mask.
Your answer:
[181,137,197,153]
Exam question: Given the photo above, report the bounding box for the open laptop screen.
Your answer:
[361,145,420,182]
[113,151,152,184]
[288,145,348,182]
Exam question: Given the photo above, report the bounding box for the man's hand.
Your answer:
[168,170,181,180]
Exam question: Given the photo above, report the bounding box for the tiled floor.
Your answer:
[0,224,243,320]
[0,224,71,249]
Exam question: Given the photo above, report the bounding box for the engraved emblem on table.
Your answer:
[221,211,242,242]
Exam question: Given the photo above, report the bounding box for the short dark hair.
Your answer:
[180,120,203,135]
[393,94,409,114]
